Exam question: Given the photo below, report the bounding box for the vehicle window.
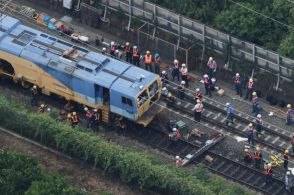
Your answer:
[122,97,133,106]
[137,90,149,106]
[148,80,158,97]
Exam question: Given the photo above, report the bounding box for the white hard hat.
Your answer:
[181,81,186,85]
[196,88,200,92]
[249,123,253,127]
[110,41,114,45]
[162,70,166,74]
[133,45,137,49]
[211,78,216,82]
[209,57,213,61]
[249,78,253,82]
[204,74,208,78]
[84,107,88,111]
[182,64,186,67]
[257,114,261,118]
[102,47,106,51]
[176,156,180,159]
[172,127,177,132]
[268,163,272,168]
[287,171,291,175]
[197,99,201,103]
[226,102,230,106]
[125,42,129,46]
[174,59,178,64]
[115,49,119,54]
[162,87,167,91]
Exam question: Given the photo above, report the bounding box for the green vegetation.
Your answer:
[0,149,82,195]
[148,0,294,58]
[0,95,252,195]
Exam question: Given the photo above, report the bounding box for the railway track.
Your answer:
[164,83,292,157]
[125,124,287,195]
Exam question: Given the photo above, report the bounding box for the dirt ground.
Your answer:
[0,130,146,195]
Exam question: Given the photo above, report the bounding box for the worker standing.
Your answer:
[194,88,202,102]
[285,171,293,192]
[207,57,217,78]
[124,42,133,63]
[180,64,189,87]
[264,163,273,185]
[286,104,293,125]
[178,81,185,99]
[225,103,234,126]
[284,150,289,170]
[176,156,183,167]
[109,41,116,57]
[70,112,80,127]
[37,104,46,113]
[132,46,140,67]
[203,74,211,97]
[160,70,168,84]
[193,99,203,122]
[245,78,255,101]
[84,107,93,128]
[92,109,101,131]
[233,73,243,97]
[252,92,260,116]
[144,51,153,72]
[244,148,253,163]
[291,133,294,153]
[254,146,262,169]
[154,53,161,75]
[247,123,254,145]
[31,85,38,106]
[172,59,180,81]
[255,114,262,138]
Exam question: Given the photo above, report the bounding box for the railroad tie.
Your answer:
[271,136,279,144]
[264,135,271,141]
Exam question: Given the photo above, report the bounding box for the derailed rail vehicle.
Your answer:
[0,15,162,126]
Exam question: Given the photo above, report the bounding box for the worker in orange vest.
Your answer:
[84,107,93,128]
[178,81,185,99]
[176,156,184,167]
[124,42,133,63]
[70,112,80,127]
[31,85,38,106]
[37,104,46,113]
[193,99,203,122]
[244,148,253,163]
[203,74,211,97]
[92,109,101,131]
[254,146,262,169]
[110,41,116,57]
[233,73,243,97]
[144,50,153,72]
[207,57,217,78]
[180,64,189,87]
[245,78,255,101]
[154,53,161,75]
[132,46,140,67]
[264,163,273,185]
[194,88,202,102]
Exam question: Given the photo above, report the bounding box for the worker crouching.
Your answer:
[169,127,181,141]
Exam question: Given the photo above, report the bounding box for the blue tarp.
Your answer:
[43,16,50,23]
[48,22,57,30]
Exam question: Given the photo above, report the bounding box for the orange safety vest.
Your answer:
[204,78,210,84]
[173,63,179,69]
[265,168,272,176]
[94,112,100,121]
[86,111,93,118]
[248,82,254,89]
[208,60,215,69]
[176,159,183,166]
[110,46,116,52]
[255,151,262,159]
[71,115,79,123]
[194,92,201,99]
[246,151,253,159]
[125,46,131,53]
[133,51,139,57]
[175,130,181,139]
[234,77,241,84]
[145,55,152,64]
[179,85,185,92]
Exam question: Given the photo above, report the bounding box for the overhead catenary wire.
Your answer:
[0,1,292,164]
[227,0,294,30]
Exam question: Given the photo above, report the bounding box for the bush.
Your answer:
[0,95,252,195]
[0,149,82,195]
